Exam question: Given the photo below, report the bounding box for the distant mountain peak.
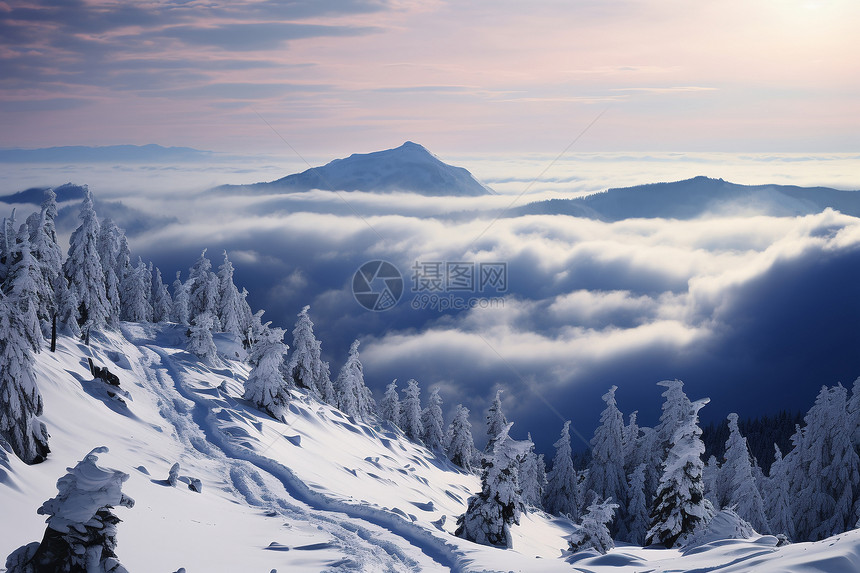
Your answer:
[242,142,494,197]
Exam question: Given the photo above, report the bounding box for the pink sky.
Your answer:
[1,0,858,155]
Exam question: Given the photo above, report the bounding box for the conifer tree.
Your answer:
[788,384,860,540]
[97,218,123,327]
[623,463,649,545]
[586,386,627,519]
[848,377,860,452]
[0,294,49,464]
[421,387,446,453]
[635,426,661,510]
[622,410,641,474]
[316,351,335,406]
[26,190,63,328]
[703,455,720,508]
[187,249,220,330]
[544,420,581,520]
[54,278,80,338]
[120,258,152,323]
[334,340,375,420]
[243,326,290,420]
[646,397,710,548]
[519,434,546,508]
[400,378,424,442]
[655,379,692,456]
[567,498,619,555]
[285,306,327,397]
[485,389,507,453]
[115,233,131,285]
[151,267,172,323]
[456,423,526,548]
[217,251,244,339]
[63,189,108,329]
[718,413,769,533]
[186,311,218,365]
[765,444,795,540]
[446,404,476,473]
[379,380,401,427]
[171,272,192,326]
[238,287,256,347]
[4,235,47,350]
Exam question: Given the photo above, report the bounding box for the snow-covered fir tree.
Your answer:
[4,446,134,573]
[151,267,172,323]
[63,189,109,329]
[187,249,220,330]
[622,463,649,545]
[635,426,661,510]
[379,380,401,427]
[400,378,424,442]
[788,384,860,541]
[543,420,581,520]
[446,404,476,473]
[702,455,720,508]
[115,233,131,285]
[143,262,153,315]
[485,389,508,452]
[31,190,62,286]
[655,379,692,455]
[456,423,526,548]
[238,287,256,347]
[96,218,124,327]
[848,377,860,451]
[25,190,63,328]
[518,434,545,508]
[567,498,619,555]
[622,410,641,473]
[0,294,49,465]
[285,306,328,397]
[1,234,49,338]
[315,351,335,406]
[186,311,218,365]
[120,258,152,323]
[718,413,769,533]
[333,340,375,420]
[171,272,192,326]
[646,397,711,548]
[217,251,244,340]
[53,278,80,338]
[641,379,692,512]
[4,236,47,350]
[243,326,290,420]
[0,210,16,283]
[421,387,445,453]
[586,385,627,522]
[765,444,795,540]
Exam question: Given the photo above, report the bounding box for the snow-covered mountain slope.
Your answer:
[4,323,860,572]
[221,141,494,197]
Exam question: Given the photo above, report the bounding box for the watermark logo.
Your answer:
[411,261,508,294]
[352,259,507,311]
[352,260,404,311]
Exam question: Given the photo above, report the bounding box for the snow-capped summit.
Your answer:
[246,141,494,196]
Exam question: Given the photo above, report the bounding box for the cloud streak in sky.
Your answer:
[1,0,858,152]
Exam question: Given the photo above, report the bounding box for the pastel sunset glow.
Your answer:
[2,0,858,154]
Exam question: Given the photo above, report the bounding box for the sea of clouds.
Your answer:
[3,151,860,454]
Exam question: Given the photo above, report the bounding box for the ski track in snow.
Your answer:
[132,331,462,572]
[8,323,860,573]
